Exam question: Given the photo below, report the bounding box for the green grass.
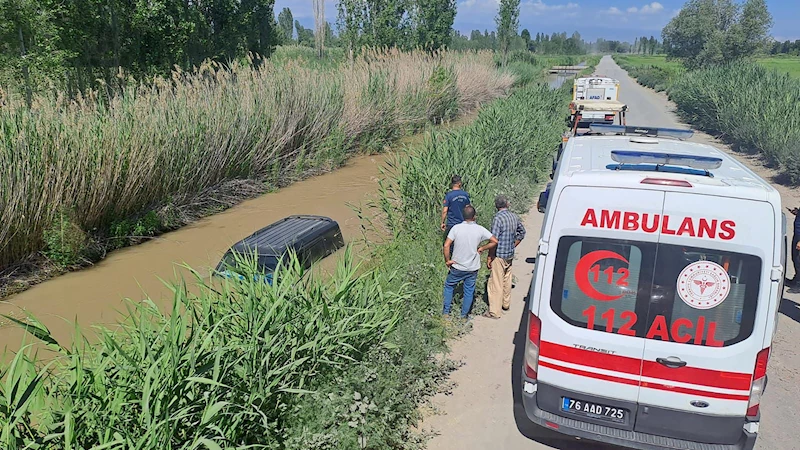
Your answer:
[0,65,571,448]
[757,55,800,78]
[668,61,800,183]
[613,54,685,92]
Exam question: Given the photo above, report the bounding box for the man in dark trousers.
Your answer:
[787,207,800,286]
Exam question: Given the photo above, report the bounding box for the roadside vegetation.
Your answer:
[0,60,572,448]
[0,49,516,296]
[614,0,800,183]
[613,55,685,92]
[614,53,800,182]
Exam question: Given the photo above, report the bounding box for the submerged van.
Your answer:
[522,125,783,450]
[215,215,344,284]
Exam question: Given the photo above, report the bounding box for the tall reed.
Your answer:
[0,69,571,449]
[667,62,800,183]
[0,249,409,449]
[0,49,515,271]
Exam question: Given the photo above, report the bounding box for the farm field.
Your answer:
[618,53,800,78]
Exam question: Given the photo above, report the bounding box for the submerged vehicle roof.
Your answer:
[229,215,341,256]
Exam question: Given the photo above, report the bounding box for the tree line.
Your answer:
[0,0,279,95]
[662,0,772,69]
[770,40,800,56]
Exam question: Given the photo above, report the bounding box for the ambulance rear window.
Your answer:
[550,236,761,347]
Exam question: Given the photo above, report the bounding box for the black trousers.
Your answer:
[793,236,800,279]
[443,225,454,257]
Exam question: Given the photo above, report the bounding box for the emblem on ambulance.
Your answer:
[677,261,730,310]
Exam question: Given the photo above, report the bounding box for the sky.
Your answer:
[274,0,799,43]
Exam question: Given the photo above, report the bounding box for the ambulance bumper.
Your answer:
[521,382,757,450]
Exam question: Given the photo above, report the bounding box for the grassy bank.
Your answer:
[613,55,685,92]
[667,62,800,183]
[757,55,800,78]
[613,54,800,183]
[0,75,570,449]
[0,49,516,296]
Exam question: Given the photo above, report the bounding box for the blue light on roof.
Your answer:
[610,150,722,170]
[589,124,694,140]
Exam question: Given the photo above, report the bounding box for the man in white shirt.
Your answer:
[443,205,498,318]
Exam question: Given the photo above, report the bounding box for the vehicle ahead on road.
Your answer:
[215,215,344,284]
[569,76,628,132]
[524,125,784,450]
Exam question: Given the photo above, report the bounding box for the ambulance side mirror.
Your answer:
[537,191,547,213]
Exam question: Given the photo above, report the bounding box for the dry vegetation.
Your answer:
[0,49,514,289]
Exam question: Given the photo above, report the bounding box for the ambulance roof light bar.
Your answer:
[610,150,722,170]
[588,124,694,140]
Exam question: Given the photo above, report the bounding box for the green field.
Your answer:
[757,55,800,78]
[619,54,800,78]
[615,55,684,71]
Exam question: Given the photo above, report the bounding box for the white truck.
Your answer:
[569,76,627,133]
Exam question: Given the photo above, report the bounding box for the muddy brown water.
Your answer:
[0,154,389,352]
[0,113,477,354]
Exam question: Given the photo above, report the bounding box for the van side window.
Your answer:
[550,236,761,347]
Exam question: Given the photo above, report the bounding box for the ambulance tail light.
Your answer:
[746,347,770,418]
[641,178,693,188]
[525,312,542,379]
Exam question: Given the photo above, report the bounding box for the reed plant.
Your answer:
[667,61,800,183]
[0,49,515,275]
[384,82,569,235]
[0,60,569,450]
[0,248,412,449]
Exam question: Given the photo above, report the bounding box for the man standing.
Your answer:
[443,205,498,318]
[786,207,800,286]
[486,195,526,318]
[441,175,471,240]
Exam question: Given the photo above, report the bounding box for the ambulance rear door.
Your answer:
[537,185,665,423]
[634,192,774,444]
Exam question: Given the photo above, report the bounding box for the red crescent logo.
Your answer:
[574,250,629,302]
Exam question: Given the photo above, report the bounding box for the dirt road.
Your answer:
[421,56,800,450]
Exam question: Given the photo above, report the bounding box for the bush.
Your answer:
[42,211,87,267]
[667,61,800,183]
[426,65,460,123]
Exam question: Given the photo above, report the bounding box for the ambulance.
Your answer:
[523,125,783,450]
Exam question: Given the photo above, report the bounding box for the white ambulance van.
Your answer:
[523,125,784,450]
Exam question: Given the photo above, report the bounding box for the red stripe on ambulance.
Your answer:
[540,342,751,392]
[580,209,736,240]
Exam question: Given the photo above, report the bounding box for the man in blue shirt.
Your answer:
[441,175,471,242]
[486,195,526,318]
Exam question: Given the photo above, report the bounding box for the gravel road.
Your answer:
[420,56,800,450]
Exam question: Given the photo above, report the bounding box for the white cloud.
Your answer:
[640,2,664,14]
[626,2,664,14]
[607,7,623,15]
[524,0,579,12]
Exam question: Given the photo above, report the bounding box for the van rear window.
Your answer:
[550,236,761,347]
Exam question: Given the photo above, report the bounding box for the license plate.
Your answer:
[562,397,627,422]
